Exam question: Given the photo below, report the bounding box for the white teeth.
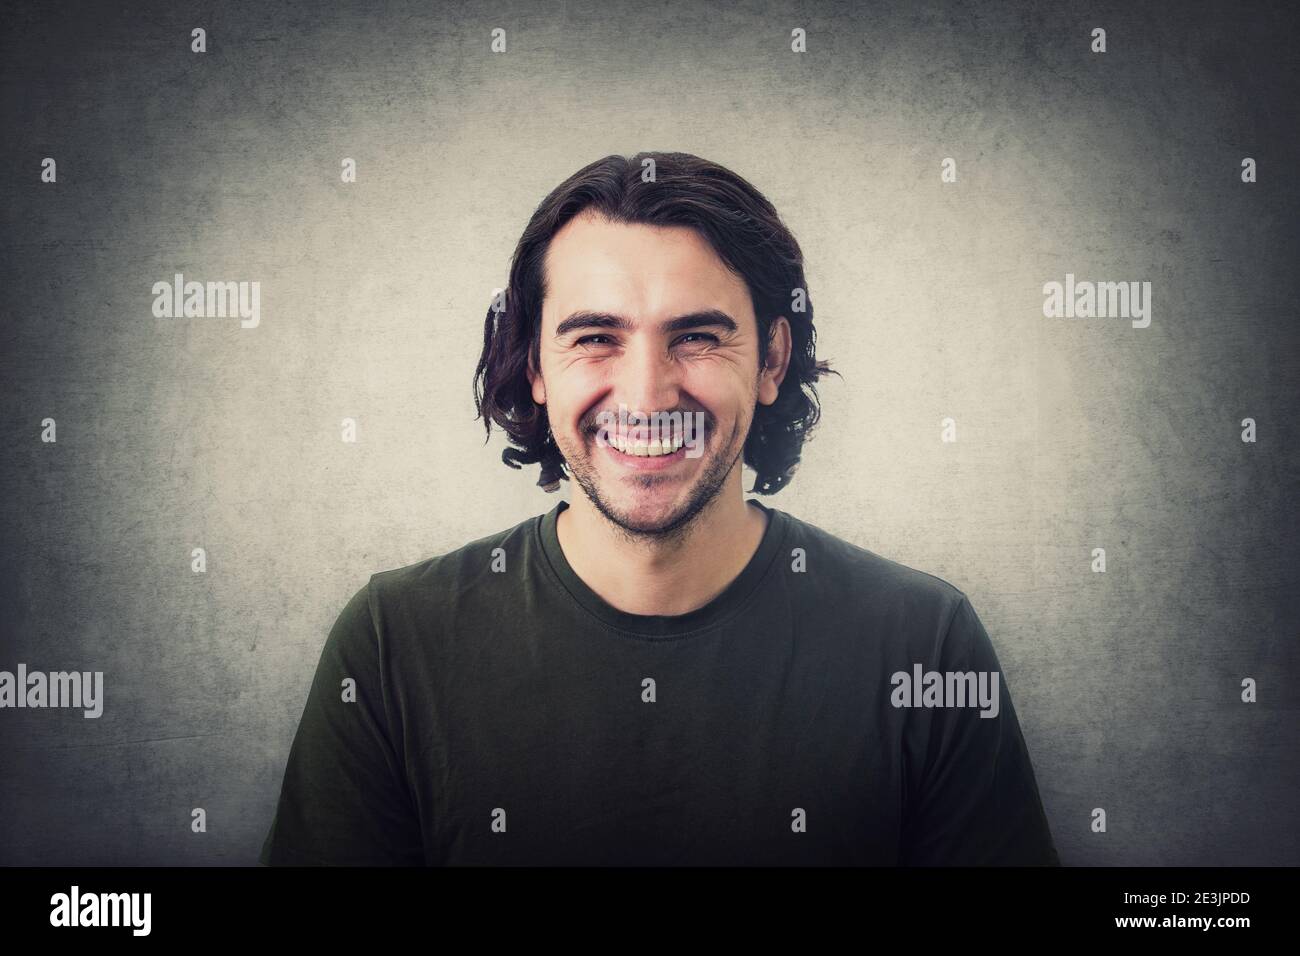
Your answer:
[610,434,684,457]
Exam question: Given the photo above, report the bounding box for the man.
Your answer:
[260,151,1059,866]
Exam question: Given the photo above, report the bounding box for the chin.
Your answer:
[610,489,685,515]
[606,487,691,520]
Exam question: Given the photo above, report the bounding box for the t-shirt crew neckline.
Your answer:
[537,498,789,640]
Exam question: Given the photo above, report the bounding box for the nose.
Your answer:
[612,334,685,422]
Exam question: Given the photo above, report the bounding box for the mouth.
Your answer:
[594,428,701,471]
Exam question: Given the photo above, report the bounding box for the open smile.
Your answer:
[597,433,699,472]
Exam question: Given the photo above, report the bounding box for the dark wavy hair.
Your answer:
[472,151,839,495]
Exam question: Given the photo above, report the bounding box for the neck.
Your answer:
[555,476,769,617]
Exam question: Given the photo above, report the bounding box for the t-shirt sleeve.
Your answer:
[259,579,425,865]
[899,595,1060,866]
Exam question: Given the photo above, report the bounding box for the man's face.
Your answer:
[529,211,784,538]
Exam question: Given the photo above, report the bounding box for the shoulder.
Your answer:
[320,512,543,666]
[358,510,541,613]
[780,509,967,606]
[776,508,973,649]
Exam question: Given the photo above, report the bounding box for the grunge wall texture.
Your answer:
[1,0,1297,865]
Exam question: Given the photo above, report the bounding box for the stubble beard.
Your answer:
[558,415,748,548]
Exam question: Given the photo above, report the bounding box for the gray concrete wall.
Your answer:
[1,0,1296,865]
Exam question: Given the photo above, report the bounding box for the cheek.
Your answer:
[684,371,752,416]
[547,388,600,438]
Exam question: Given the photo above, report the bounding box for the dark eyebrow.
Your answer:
[554,309,738,339]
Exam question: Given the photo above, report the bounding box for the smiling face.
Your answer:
[528,210,787,538]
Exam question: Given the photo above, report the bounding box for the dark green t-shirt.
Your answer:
[260,498,1059,866]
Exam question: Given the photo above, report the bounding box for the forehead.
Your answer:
[541,212,752,325]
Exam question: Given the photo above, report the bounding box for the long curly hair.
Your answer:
[472,151,839,495]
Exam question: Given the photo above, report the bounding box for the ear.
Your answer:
[527,348,546,405]
[757,316,792,406]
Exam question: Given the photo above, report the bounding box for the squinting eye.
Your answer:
[573,332,718,347]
